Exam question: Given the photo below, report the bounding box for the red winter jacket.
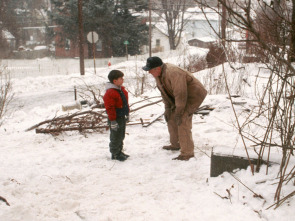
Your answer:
[103,83,129,121]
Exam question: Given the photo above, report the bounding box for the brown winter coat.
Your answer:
[156,63,207,116]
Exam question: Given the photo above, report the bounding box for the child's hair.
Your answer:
[108,70,124,83]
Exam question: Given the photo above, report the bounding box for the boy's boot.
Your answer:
[112,152,127,161]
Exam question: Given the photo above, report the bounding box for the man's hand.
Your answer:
[175,115,182,126]
[164,108,171,122]
[110,121,118,131]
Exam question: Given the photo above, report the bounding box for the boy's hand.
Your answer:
[110,121,118,131]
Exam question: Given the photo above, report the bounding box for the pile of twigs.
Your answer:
[26,110,108,134]
[26,95,212,136]
[26,98,163,135]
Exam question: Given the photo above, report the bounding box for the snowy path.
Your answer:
[11,89,74,113]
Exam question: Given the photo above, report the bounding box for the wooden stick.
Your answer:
[229,172,264,199]
[35,122,150,134]
[266,190,295,210]
[0,196,10,206]
[130,99,162,112]
[129,96,162,107]
[143,113,164,127]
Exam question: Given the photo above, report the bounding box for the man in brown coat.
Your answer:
[143,56,207,161]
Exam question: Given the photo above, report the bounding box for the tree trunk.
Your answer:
[291,0,295,61]
[78,0,85,75]
[221,2,226,47]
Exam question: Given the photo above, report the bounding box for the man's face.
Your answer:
[148,66,161,77]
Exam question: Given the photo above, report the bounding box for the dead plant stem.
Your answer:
[222,64,254,175]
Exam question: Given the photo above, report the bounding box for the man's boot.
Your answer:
[162,145,180,151]
[172,154,194,161]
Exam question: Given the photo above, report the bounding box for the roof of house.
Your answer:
[185,7,219,21]
[1,29,15,39]
[188,36,216,43]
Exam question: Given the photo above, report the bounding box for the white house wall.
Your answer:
[151,28,170,52]
[186,20,219,40]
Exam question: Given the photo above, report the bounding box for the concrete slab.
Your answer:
[210,152,259,177]
[210,146,272,177]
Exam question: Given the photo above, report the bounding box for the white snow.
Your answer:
[34,46,48,51]
[0,51,294,220]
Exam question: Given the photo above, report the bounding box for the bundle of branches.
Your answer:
[26,110,108,135]
[26,98,163,135]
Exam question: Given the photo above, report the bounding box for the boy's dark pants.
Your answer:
[108,117,126,156]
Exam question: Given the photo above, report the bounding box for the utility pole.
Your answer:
[78,0,85,75]
[91,32,96,74]
[149,0,152,57]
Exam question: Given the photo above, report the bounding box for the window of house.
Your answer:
[96,40,102,52]
[156,39,160,47]
[65,39,70,50]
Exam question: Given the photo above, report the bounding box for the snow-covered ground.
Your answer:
[0,50,294,220]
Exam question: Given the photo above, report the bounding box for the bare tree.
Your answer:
[291,0,295,61]
[153,0,189,50]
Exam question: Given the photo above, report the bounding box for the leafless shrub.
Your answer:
[77,83,104,108]
[200,64,247,96]
[206,43,227,68]
[184,54,207,73]
[0,66,14,126]
[195,0,295,207]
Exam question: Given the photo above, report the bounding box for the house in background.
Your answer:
[1,29,16,50]
[144,22,172,54]
[141,6,219,54]
[19,26,47,46]
[0,29,16,58]
[185,7,219,48]
[140,10,187,54]
[2,3,221,59]
[53,27,109,58]
[54,26,88,58]
[185,7,219,40]
[187,37,215,48]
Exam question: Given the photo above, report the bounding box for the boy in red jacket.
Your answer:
[103,70,130,161]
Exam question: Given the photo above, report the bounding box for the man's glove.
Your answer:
[175,114,182,126]
[126,115,130,122]
[110,121,118,131]
[164,108,172,122]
